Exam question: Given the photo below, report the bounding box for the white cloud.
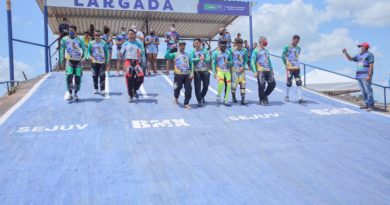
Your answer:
[228,0,383,63]
[229,0,328,51]
[0,56,35,82]
[325,0,390,27]
[303,28,358,62]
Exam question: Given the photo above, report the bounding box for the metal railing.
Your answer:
[269,53,390,110]
[0,80,20,95]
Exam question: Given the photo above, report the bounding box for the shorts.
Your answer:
[116,49,123,59]
[146,47,158,54]
[286,69,302,87]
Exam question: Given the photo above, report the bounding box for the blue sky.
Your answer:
[1,0,389,87]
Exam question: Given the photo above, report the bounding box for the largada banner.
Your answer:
[46,0,250,16]
[46,0,199,13]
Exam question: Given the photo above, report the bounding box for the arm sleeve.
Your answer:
[80,40,86,59]
[189,50,195,69]
[212,51,217,74]
[191,50,200,64]
[87,42,92,59]
[282,45,288,65]
[351,55,359,62]
[164,49,175,60]
[59,38,66,64]
[251,49,257,72]
[243,49,248,69]
[367,53,375,64]
[268,53,273,70]
[205,49,211,63]
[104,43,109,64]
[227,51,233,68]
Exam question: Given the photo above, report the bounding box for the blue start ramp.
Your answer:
[0,71,389,205]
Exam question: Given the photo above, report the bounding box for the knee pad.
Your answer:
[287,81,293,87]
[296,79,302,86]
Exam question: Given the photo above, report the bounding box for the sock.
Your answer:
[297,86,302,99]
[286,87,290,97]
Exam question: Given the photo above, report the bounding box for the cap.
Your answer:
[178,40,186,45]
[357,42,370,49]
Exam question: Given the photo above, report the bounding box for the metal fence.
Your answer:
[269,53,389,110]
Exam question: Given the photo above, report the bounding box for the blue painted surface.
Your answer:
[0,71,389,204]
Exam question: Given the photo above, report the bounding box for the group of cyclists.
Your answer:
[59,22,305,109]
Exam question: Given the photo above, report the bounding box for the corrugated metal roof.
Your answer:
[36,0,240,38]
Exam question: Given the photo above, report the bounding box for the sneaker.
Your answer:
[173,98,179,104]
[232,95,238,103]
[100,91,106,97]
[366,106,374,112]
[134,91,139,99]
[359,105,368,109]
[94,89,99,94]
[128,97,134,103]
[66,95,73,102]
[73,94,79,102]
[285,96,289,102]
[202,98,206,104]
[298,98,304,104]
[241,99,248,105]
[197,101,203,107]
[216,95,221,103]
[260,99,266,106]
[224,101,231,106]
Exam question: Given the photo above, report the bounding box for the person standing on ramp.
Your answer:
[120,29,145,103]
[252,36,276,106]
[165,40,194,109]
[60,25,86,102]
[212,40,233,106]
[190,38,211,107]
[87,30,109,97]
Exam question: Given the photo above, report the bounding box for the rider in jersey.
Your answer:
[59,25,86,102]
[120,29,145,103]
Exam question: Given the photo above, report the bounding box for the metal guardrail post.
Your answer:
[303,64,306,87]
[7,0,15,86]
[384,87,387,111]
[49,46,52,72]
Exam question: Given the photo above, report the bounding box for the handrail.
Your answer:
[0,80,20,96]
[269,52,389,110]
[269,53,390,88]
[13,38,46,48]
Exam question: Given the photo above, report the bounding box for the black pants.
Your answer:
[194,71,210,102]
[92,63,106,91]
[257,71,276,100]
[66,60,82,94]
[174,74,192,105]
[125,62,144,97]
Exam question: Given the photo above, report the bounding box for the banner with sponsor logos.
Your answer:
[46,0,251,16]
[46,0,199,13]
[198,0,250,16]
